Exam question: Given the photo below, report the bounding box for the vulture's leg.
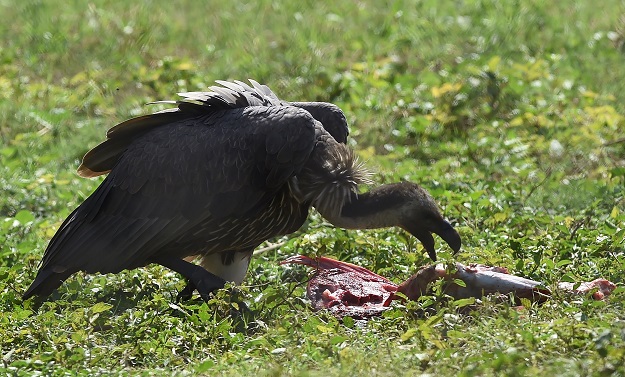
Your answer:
[177,280,197,302]
[151,256,226,301]
[176,250,253,301]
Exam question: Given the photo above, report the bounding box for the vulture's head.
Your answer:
[341,182,461,261]
[393,182,461,261]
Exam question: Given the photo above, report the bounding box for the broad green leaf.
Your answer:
[90,302,113,314]
[401,328,419,342]
[14,210,35,224]
[453,297,476,308]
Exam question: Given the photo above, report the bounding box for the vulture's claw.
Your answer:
[176,281,197,302]
[192,273,226,301]
[152,256,226,302]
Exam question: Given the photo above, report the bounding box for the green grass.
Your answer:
[1,0,625,375]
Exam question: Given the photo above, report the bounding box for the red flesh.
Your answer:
[281,255,398,318]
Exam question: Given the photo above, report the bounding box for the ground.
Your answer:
[1,0,624,375]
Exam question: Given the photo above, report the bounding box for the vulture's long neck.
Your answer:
[291,140,435,231]
[317,184,415,230]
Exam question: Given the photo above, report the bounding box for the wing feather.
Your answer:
[79,80,286,178]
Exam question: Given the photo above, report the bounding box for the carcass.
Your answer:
[281,255,616,318]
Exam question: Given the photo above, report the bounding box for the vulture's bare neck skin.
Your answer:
[317,183,423,230]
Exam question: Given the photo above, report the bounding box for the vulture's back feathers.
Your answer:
[79,80,286,178]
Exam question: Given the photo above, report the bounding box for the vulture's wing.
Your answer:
[288,102,349,144]
[23,105,317,299]
[78,80,286,178]
[78,80,349,178]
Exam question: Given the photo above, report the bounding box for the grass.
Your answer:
[1,0,625,375]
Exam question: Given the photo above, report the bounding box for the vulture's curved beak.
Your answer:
[404,220,461,261]
[435,220,462,254]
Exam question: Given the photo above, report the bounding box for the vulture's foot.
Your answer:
[151,256,226,301]
[176,281,197,302]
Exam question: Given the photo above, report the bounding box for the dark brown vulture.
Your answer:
[23,79,461,301]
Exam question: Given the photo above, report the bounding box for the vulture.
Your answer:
[23,79,461,301]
